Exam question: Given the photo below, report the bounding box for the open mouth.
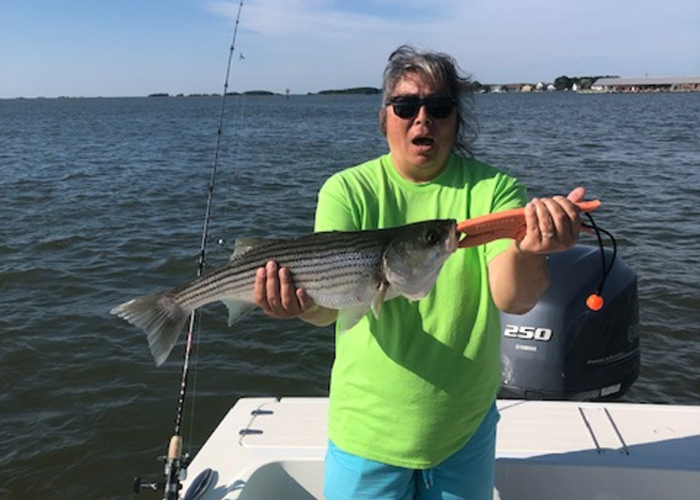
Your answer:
[412,136,434,147]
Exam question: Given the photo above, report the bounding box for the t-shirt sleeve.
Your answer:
[314,173,358,232]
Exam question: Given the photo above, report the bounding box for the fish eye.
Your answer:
[425,230,441,245]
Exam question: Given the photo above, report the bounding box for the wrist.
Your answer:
[514,239,539,256]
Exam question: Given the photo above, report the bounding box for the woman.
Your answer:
[255,45,583,500]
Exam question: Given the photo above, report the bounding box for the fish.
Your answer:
[111,219,458,366]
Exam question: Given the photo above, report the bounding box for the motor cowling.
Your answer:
[499,245,639,401]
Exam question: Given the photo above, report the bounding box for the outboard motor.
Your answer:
[499,245,639,401]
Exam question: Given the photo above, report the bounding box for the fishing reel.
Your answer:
[132,476,166,494]
[133,450,213,500]
[132,444,192,496]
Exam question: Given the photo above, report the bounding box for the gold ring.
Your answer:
[542,232,554,239]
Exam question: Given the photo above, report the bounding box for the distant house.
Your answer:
[591,76,700,93]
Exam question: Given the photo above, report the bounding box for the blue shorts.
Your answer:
[324,403,499,500]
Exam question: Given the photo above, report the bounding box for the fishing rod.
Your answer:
[133,1,245,498]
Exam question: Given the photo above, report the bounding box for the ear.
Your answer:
[379,107,387,136]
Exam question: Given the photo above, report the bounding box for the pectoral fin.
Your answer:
[370,281,389,319]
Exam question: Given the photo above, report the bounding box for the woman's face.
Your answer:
[383,72,457,183]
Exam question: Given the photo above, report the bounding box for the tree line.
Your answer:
[552,75,619,91]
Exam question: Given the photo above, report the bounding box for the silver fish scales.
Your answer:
[111,219,458,366]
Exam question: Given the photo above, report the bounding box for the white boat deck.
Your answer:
[182,398,700,500]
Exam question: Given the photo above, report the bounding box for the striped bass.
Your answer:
[111,219,458,366]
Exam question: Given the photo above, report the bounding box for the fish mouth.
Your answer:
[446,223,459,253]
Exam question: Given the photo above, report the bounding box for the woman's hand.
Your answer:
[516,186,585,254]
[254,260,313,319]
[253,260,339,326]
[489,186,587,314]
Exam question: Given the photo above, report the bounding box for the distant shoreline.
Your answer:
[147,87,383,98]
[4,78,700,100]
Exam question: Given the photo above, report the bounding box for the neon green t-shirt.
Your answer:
[315,153,527,469]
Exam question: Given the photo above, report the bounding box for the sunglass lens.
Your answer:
[389,97,454,119]
[392,100,420,119]
[426,98,454,118]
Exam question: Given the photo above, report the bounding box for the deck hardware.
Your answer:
[578,407,602,453]
[251,409,274,416]
[605,408,630,455]
[239,428,264,435]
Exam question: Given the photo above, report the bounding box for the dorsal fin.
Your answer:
[231,238,279,260]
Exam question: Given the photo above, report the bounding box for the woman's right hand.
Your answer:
[254,260,338,326]
[254,260,313,319]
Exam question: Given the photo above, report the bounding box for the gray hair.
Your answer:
[379,45,478,156]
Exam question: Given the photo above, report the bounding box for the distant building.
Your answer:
[490,83,526,93]
[591,76,700,93]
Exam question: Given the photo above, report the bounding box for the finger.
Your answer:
[516,201,542,253]
[521,200,540,244]
[265,261,281,310]
[296,288,315,312]
[553,195,581,242]
[278,267,300,313]
[534,198,556,239]
[542,197,567,237]
[567,186,586,203]
[523,200,538,231]
[254,267,270,311]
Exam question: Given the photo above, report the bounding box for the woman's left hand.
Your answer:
[517,186,586,254]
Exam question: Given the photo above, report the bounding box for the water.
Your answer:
[1,92,699,499]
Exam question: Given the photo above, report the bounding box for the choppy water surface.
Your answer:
[1,92,698,499]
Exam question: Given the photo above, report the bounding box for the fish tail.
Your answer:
[110,292,191,366]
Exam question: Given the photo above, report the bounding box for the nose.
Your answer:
[414,104,432,124]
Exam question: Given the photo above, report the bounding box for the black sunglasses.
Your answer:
[386,95,456,119]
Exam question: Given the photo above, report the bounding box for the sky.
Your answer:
[1,0,699,98]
